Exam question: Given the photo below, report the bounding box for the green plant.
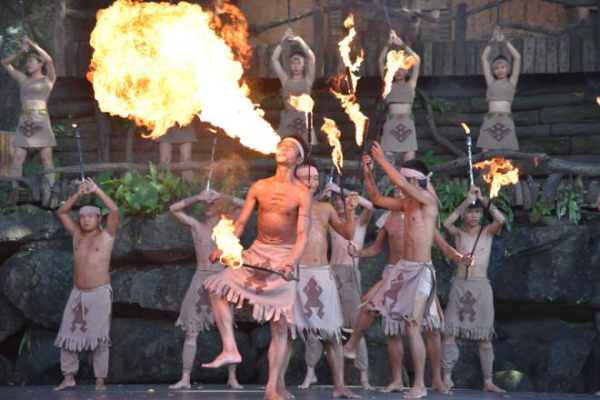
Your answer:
[493,189,514,232]
[433,178,468,225]
[421,150,444,171]
[556,178,583,225]
[23,153,62,183]
[52,124,67,135]
[429,97,459,116]
[531,199,552,221]
[572,91,583,99]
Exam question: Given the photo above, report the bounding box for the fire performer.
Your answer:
[379,30,420,163]
[441,186,506,393]
[349,186,446,394]
[203,135,312,400]
[292,163,360,398]
[157,119,199,182]
[53,178,119,391]
[478,26,521,152]
[168,188,245,390]
[2,36,57,186]
[344,142,473,399]
[271,29,318,145]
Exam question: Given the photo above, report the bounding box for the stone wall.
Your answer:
[0,206,599,393]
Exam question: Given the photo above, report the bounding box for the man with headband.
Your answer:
[54,178,119,391]
[203,135,312,400]
[344,142,473,399]
[168,189,245,391]
[441,186,506,393]
[292,161,360,398]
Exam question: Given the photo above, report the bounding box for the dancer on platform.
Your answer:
[344,142,473,399]
[292,163,360,398]
[203,135,312,400]
[168,189,245,390]
[349,185,447,394]
[300,183,375,391]
[157,118,200,182]
[441,186,505,393]
[478,26,521,152]
[379,30,420,163]
[271,29,318,145]
[53,178,119,391]
[2,36,57,186]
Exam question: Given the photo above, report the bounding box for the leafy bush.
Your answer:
[556,178,583,225]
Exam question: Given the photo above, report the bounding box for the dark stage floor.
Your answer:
[0,385,599,400]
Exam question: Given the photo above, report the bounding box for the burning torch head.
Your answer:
[296,159,320,193]
[491,55,510,79]
[290,51,306,77]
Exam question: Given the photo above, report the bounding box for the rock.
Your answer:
[0,247,74,329]
[0,205,67,259]
[494,370,535,392]
[0,294,25,343]
[584,181,600,205]
[492,226,600,306]
[16,318,255,385]
[596,312,600,333]
[0,355,12,385]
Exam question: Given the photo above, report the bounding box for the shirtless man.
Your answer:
[292,163,360,399]
[344,142,473,399]
[441,186,505,393]
[168,189,245,390]
[348,186,446,394]
[53,178,119,391]
[203,135,312,400]
[298,182,374,391]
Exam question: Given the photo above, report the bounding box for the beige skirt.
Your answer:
[176,269,218,332]
[13,110,56,148]
[156,124,198,144]
[204,241,297,323]
[331,263,362,328]
[278,108,313,144]
[476,112,519,150]
[290,265,344,343]
[380,113,418,153]
[54,284,112,352]
[443,276,495,341]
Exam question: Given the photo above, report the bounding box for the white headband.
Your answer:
[400,167,441,209]
[79,205,101,216]
[281,137,305,159]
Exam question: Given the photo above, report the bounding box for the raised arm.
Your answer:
[85,178,119,237]
[476,190,505,236]
[1,39,28,83]
[232,181,261,238]
[353,228,387,258]
[500,31,521,87]
[434,229,472,265]
[271,29,292,85]
[370,142,437,208]
[290,34,316,86]
[378,32,394,77]
[481,43,494,86]
[169,192,204,227]
[25,37,56,83]
[362,153,405,211]
[57,182,86,236]
[443,187,478,238]
[328,194,357,240]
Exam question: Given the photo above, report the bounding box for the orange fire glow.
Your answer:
[333,13,368,147]
[212,0,252,68]
[382,50,419,99]
[461,122,470,135]
[321,118,343,175]
[290,93,315,131]
[596,97,600,106]
[211,215,243,269]
[474,157,520,199]
[88,0,278,153]
[533,156,539,167]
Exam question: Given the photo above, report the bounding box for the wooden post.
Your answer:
[53,0,67,77]
[94,103,111,163]
[125,122,137,163]
[455,3,467,76]
[313,1,325,78]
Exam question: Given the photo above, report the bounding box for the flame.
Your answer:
[212,0,252,68]
[321,118,343,175]
[88,0,279,154]
[382,50,419,99]
[597,97,600,106]
[289,94,315,114]
[533,156,539,167]
[333,13,368,147]
[211,215,243,268]
[474,157,520,199]
[461,122,470,135]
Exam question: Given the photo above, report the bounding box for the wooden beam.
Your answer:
[499,20,594,37]
[53,0,67,77]
[454,3,468,76]
[538,0,596,6]
[431,151,550,173]
[558,35,570,73]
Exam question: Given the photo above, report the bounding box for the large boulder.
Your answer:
[0,247,73,329]
[0,205,67,260]
[492,226,600,306]
[0,294,24,343]
[15,318,255,385]
[0,355,12,385]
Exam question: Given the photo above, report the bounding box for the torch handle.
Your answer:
[206,136,218,191]
[345,67,354,94]
[19,0,26,29]
[74,128,85,182]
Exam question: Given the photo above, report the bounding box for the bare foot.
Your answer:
[443,375,454,391]
[333,386,361,398]
[404,385,427,399]
[360,371,374,390]
[53,375,76,391]
[298,369,317,389]
[169,379,191,390]
[95,378,106,391]
[483,380,506,393]
[202,351,242,369]
[265,386,284,400]
[228,378,244,390]
[432,379,451,394]
[343,343,356,360]
[379,381,405,393]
